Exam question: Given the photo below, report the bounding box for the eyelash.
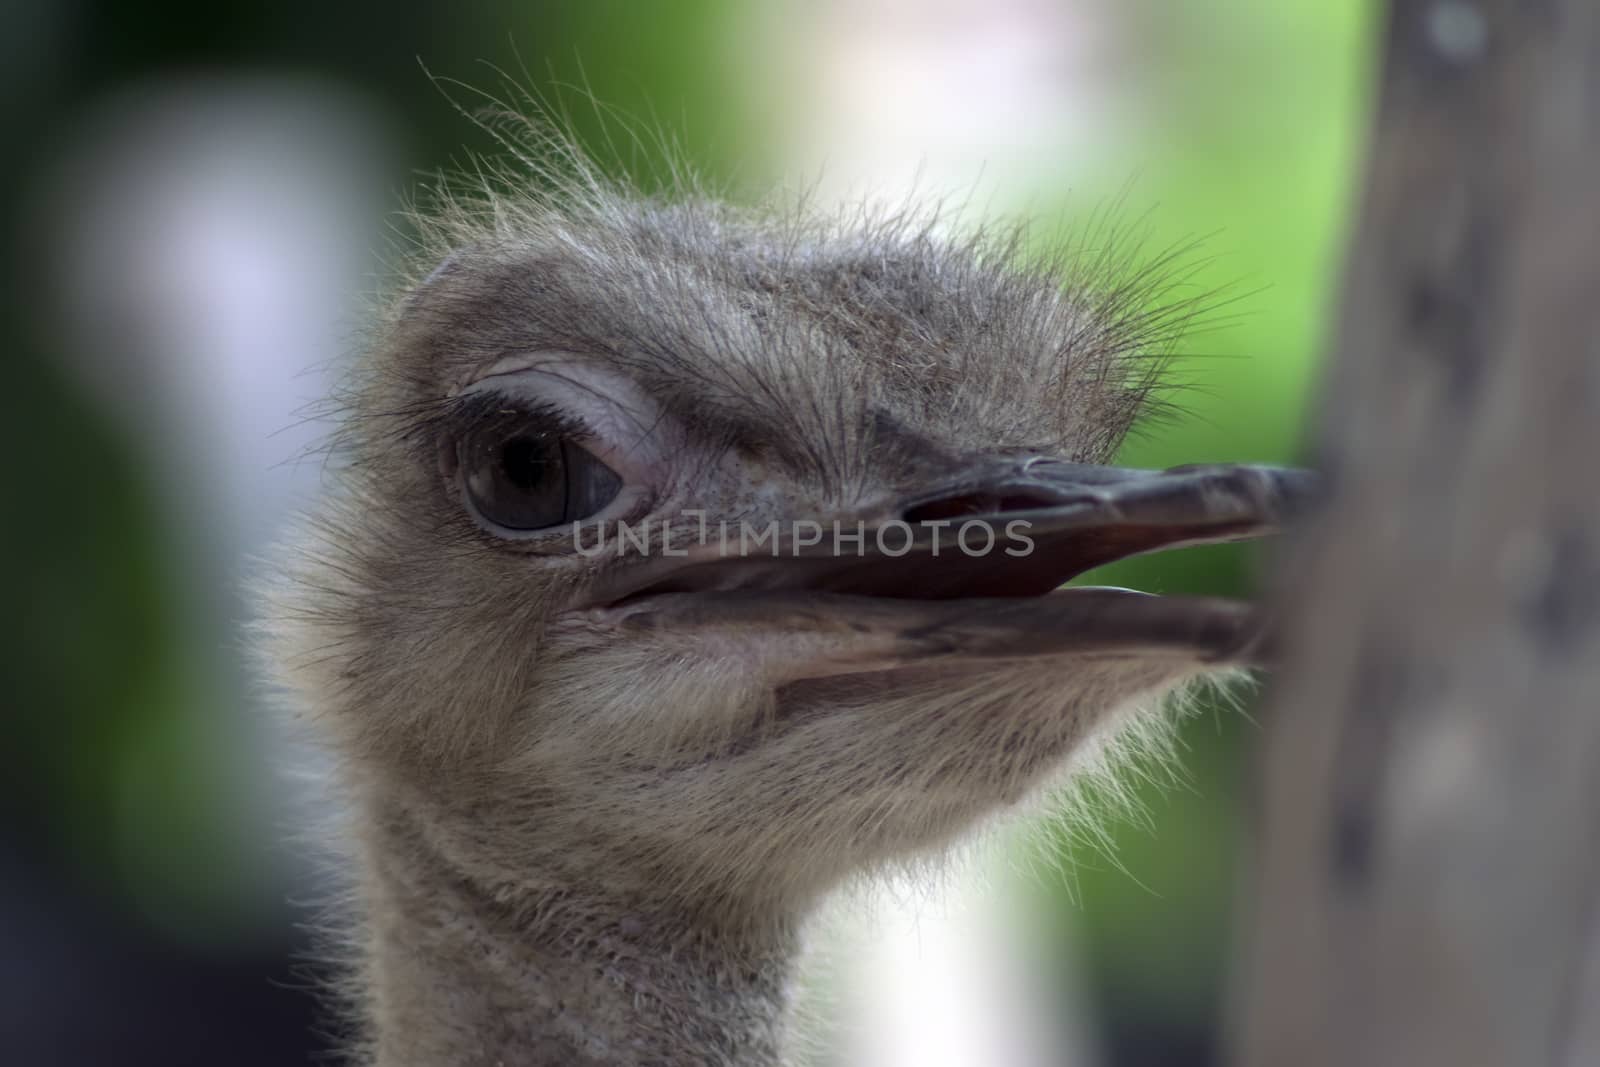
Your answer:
[445,392,591,443]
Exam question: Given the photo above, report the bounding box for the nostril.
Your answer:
[903,489,1063,523]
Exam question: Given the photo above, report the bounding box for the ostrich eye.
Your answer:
[459,423,623,533]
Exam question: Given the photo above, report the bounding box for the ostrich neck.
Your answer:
[357,800,799,1067]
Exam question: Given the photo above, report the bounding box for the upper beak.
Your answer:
[583,460,1315,672]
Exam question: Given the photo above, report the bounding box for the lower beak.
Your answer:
[583,461,1314,673]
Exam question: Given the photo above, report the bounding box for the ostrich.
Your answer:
[265,135,1310,1066]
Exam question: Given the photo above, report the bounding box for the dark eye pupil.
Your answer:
[500,437,551,491]
[458,422,623,534]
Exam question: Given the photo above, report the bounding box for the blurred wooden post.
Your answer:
[1233,1,1600,1065]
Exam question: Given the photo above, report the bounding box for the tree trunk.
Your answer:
[1233,1,1600,1065]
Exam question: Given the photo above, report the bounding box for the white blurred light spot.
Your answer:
[1426,1,1488,64]
[850,868,1077,1067]
[43,78,396,925]
[51,78,393,542]
[762,0,1127,208]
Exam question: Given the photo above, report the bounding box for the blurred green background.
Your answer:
[2,1,1372,1063]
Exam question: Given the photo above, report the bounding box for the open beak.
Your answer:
[583,460,1315,674]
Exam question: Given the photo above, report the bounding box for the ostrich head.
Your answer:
[268,150,1308,1063]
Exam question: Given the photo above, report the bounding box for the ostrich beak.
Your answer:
[588,462,1315,674]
